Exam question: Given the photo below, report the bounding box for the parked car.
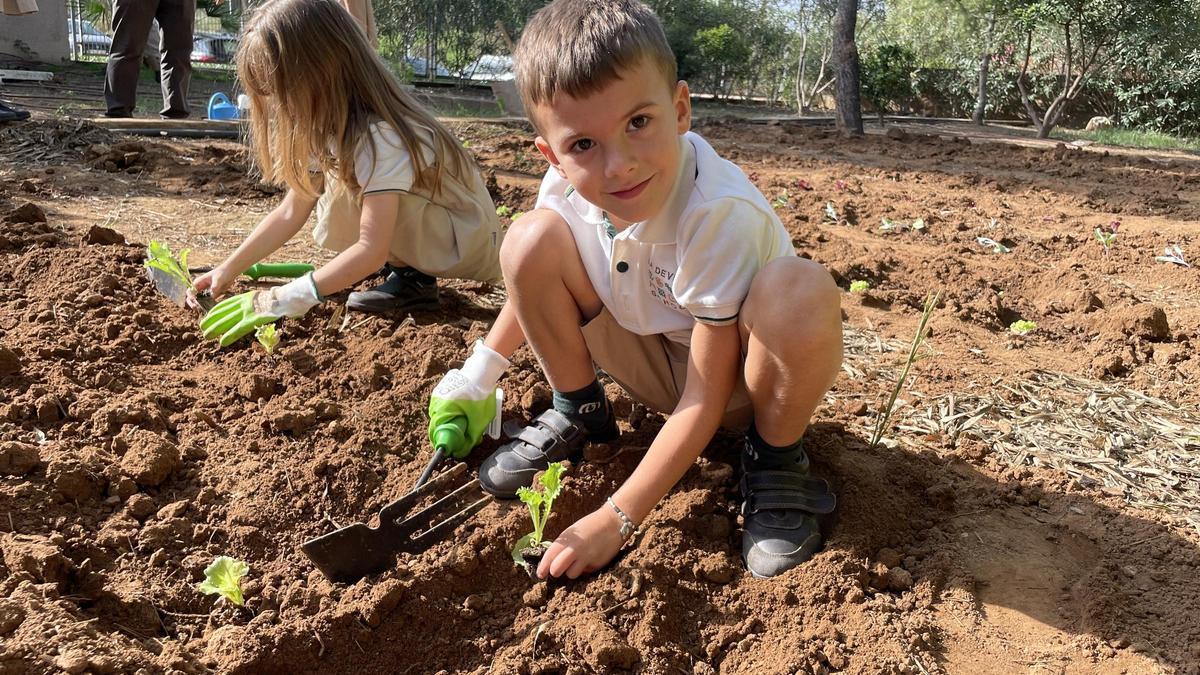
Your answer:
[462,54,514,82]
[192,32,238,64]
[403,56,450,79]
[66,19,113,57]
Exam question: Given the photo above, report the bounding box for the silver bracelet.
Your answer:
[606,496,637,541]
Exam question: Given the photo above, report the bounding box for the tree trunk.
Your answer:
[972,11,996,125]
[833,0,862,136]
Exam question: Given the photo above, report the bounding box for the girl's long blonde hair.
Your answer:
[237,0,470,200]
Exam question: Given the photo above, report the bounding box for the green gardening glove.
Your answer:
[200,273,322,347]
[428,340,510,458]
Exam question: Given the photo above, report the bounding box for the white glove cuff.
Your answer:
[275,272,323,317]
[460,339,510,390]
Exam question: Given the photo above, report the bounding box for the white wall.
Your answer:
[0,2,71,65]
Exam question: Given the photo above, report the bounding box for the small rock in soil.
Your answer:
[1,534,71,584]
[523,583,549,608]
[885,126,910,141]
[361,578,406,627]
[157,499,189,519]
[120,430,180,487]
[1118,304,1170,341]
[0,598,26,635]
[695,555,737,584]
[876,547,903,569]
[520,382,552,412]
[579,619,640,670]
[886,567,914,592]
[0,346,23,375]
[0,441,40,475]
[47,457,104,501]
[5,202,47,224]
[80,225,126,245]
[126,492,156,516]
[265,402,317,435]
[464,593,490,613]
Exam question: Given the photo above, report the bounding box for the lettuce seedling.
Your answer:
[197,556,249,606]
[1009,319,1037,336]
[1155,245,1190,268]
[824,202,841,224]
[511,462,566,571]
[772,191,790,210]
[255,324,280,353]
[976,237,1011,254]
[1094,220,1119,256]
[144,241,193,290]
[849,280,870,294]
[496,204,513,217]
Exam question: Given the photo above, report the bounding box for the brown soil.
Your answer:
[1,117,1199,675]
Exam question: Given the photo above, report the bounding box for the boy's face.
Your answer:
[532,59,691,227]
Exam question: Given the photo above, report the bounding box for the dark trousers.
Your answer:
[104,0,194,117]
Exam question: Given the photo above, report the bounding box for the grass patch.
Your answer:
[1053,127,1200,152]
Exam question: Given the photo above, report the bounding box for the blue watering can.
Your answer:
[207,92,239,121]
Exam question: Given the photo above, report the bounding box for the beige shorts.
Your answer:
[581,309,754,429]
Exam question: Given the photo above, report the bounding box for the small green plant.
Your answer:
[849,280,870,294]
[870,293,938,449]
[462,140,472,148]
[197,556,249,606]
[255,324,280,353]
[496,204,513,218]
[976,236,1011,254]
[511,462,566,571]
[880,218,926,233]
[823,202,842,224]
[144,241,193,289]
[1155,244,1190,267]
[511,211,525,220]
[772,190,790,210]
[1009,319,1037,335]
[1094,220,1119,256]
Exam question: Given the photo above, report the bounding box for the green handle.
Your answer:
[431,416,468,458]
[241,262,314,280]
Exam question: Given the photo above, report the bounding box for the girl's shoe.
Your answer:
[0,102,30,122]
[739,438,836,578]
[347,264,440,313]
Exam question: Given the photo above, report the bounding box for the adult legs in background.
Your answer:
[104,0,156,117]
[155,0,193,118]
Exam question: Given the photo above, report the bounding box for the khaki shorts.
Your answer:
[581,309,753,430]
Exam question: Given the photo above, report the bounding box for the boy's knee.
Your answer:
[499,208,572,281]
[745,257,839,321]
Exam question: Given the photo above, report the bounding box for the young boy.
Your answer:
[427,0,842,579]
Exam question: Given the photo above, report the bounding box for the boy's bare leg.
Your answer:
[478,209,610,497]
[736,256,842,578]
[739,256,843,443]
[500,209,604,391]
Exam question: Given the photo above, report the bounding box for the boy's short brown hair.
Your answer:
[514,0,677,120]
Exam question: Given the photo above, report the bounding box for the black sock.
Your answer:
[552,379,610,434]
[746,424,808,471]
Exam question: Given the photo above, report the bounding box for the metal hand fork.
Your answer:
[301,463,491,583]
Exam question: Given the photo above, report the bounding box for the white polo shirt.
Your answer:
[535,131,795,345]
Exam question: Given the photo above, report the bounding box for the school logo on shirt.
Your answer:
[648,263,683,312]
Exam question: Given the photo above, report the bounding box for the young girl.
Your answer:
[195,0,501,345]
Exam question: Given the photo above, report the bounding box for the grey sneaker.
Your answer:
[740,438,836,578]
[479,407,618,498]
[347,265,439,313]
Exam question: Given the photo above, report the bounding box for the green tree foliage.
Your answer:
[861,44,917,123]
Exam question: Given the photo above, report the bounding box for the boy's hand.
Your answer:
[200,273,321,346]
[537,506,626,579]
[427,341,509,457]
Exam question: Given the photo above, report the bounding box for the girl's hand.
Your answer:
[537,506,627,579]
[190,266,237,306]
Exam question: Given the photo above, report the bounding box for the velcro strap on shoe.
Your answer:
[509,409,584,463]
[740,470,836,515]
